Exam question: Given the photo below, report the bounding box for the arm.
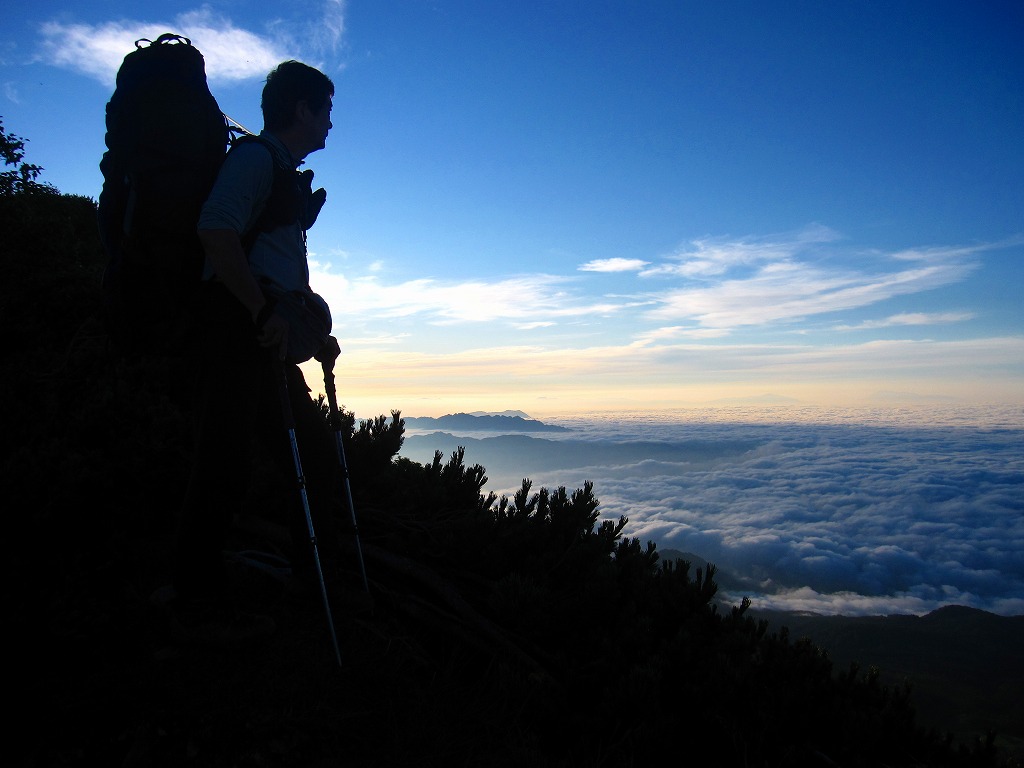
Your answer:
[199,140,291,359]
[198,228,265,318]
[199,227,290,359]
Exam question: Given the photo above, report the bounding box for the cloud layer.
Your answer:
[405,406,1024,617]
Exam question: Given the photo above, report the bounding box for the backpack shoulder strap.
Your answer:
[229,135,301,253]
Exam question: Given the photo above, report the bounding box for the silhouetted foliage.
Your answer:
[4,120,1018,767]
[1,117,57,197]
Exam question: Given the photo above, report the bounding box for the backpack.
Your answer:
[98,33,228,357]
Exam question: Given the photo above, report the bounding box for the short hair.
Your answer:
[261,61,335,132]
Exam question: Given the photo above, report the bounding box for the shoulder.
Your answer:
[233,133,294,168]
[225,137,276,171]
[216,138,278,196]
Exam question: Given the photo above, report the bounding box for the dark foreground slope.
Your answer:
[750,606,1024,755]
[11,466,1021,768]
[658,549,1024,755]
[3,147,1020,768]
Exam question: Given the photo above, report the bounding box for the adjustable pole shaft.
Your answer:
[275,359,343,668]
[322,363,370,593]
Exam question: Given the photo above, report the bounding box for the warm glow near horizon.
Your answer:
[301,358,1023,421]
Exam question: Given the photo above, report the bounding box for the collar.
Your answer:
[258,130,302,169]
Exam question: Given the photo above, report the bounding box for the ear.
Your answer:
[295,99,313,124]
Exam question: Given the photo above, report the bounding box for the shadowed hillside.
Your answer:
[748,605,1024,755]
[3,120,1020,767]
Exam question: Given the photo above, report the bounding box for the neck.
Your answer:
[269,128,310,164]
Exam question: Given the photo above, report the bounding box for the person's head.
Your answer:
[262,61,334,156]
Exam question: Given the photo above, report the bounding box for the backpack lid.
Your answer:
[115,33,210,91]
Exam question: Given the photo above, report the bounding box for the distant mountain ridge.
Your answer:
[404,412,569,433]
[401,432,759,492]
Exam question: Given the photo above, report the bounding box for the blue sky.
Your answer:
[3,1,1023,418]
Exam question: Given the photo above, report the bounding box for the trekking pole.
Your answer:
[321,355,370,594]
[274,357,343,668]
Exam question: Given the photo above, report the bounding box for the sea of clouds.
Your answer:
[400,405,1024,617]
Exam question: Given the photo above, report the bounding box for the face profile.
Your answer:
[307,97,333,153]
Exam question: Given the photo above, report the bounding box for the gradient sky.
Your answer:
[3,1,1022,418]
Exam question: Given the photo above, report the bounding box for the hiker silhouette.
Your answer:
[166,59,351,646]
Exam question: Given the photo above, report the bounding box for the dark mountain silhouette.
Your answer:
[404,412,570,433]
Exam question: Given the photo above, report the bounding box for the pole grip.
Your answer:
[322,364,341,430]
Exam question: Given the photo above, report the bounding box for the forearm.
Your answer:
[198,228,267,321]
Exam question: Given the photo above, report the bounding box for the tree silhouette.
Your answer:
[1,117,53,196]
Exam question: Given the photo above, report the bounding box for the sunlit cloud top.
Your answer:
[35,3,346,87]
[579,257,650,273]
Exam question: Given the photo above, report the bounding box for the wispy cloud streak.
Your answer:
[311,227,1009,344]
[646,237,982,329]
[834,312,976,331]
[312,268,631,324]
